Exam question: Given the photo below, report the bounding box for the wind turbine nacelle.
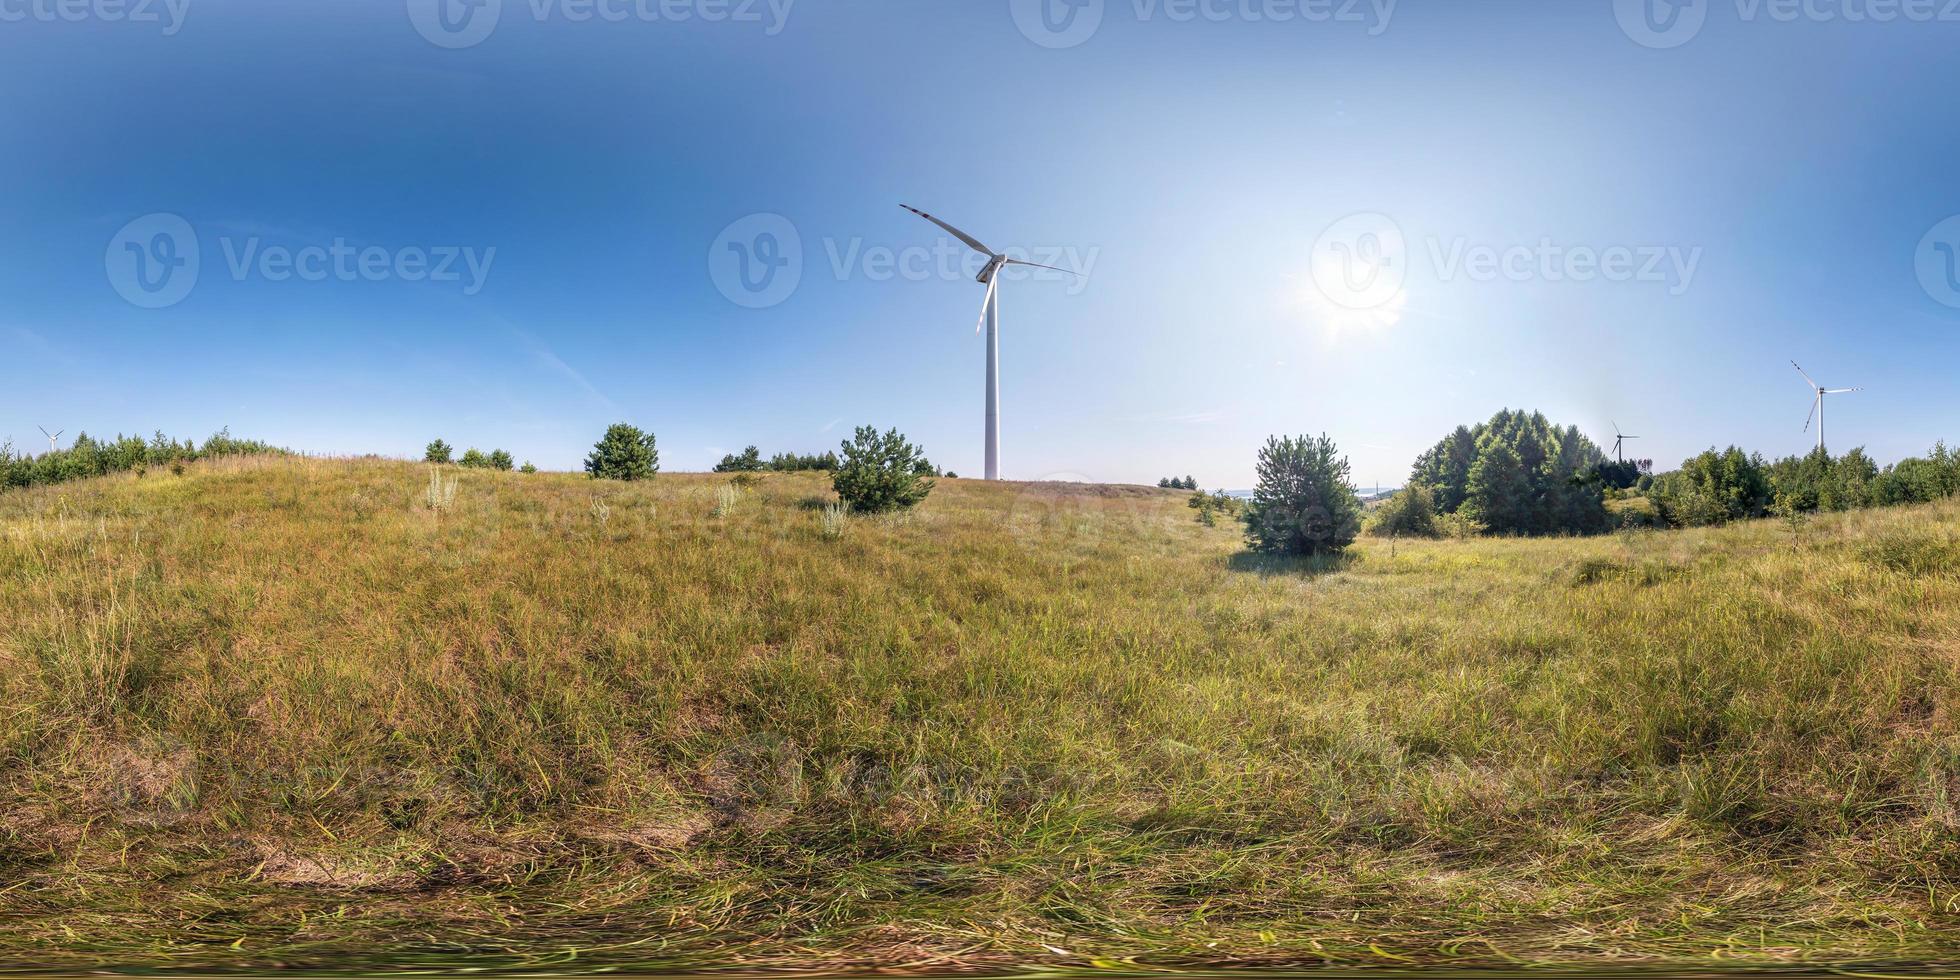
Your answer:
[976,255,1007,284]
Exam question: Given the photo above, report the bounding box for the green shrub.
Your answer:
[519,462,539,474]
[586,423,659,482]
[459,448,489,469]
[1650,447,1770,526]
[832,426,933,514]
[1243,433,1361,557]
[489,449,514,472]
[425,439,453,464]
[1367,484,1439,538]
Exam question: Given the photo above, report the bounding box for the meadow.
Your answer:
[3,454,1960,973]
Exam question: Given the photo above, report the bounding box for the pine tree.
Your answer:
[1464,441,1531,534]
[1243,434,1361,556]
[585,424,659,481]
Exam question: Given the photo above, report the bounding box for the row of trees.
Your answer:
[1158,475,1199,490]
[587,423,938,514]
[714,446,842,473]
[425,439,535,473]
[716,443,950,479]
[1,428,281,490]
[1649,443,1960,526]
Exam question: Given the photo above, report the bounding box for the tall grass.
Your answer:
[2,456,1959,972]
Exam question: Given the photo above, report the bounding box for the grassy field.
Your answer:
[4,455,1960,973]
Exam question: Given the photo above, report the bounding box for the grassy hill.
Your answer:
[4,455,1960,972]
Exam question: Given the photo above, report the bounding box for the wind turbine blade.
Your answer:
[900,205,993,257]
[1002,257,1082,277]
[975,274,999,335]
[1804,394,1819,432]
[1824,387,1861,394]
[1791,360,1820,389]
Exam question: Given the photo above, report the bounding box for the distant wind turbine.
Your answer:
[1792,361,1861,452]
[1609,422,1639,464]
[37,426,62,454]
[901,205,1079,481]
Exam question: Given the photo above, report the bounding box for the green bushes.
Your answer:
[424,439,453,464]
[832,426,933,514]
[1187,488,1241,526]
[1649,447,1771,527]
[1243,433,1361,556]
[1367,484,1440,538]
[1649,443,1958,528]
[1,427,282,492]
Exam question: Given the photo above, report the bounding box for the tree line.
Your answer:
[1648,443,1960,527]
[1,428,283,490]
[584,423,937,514]
[424,439,534,473]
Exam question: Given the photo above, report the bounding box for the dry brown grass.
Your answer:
[2,455,1960,972]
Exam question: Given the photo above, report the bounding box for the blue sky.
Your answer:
[4,0,1959,485]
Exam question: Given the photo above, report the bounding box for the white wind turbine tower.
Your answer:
[37,426,62,454]
[902,205,1079,481]
[1792,361,1861,452]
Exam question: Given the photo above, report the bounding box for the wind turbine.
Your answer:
[1792,361,1861,453]
[901,205,1078,481]
[37,426,62,454]
[1609,422,1639,464]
